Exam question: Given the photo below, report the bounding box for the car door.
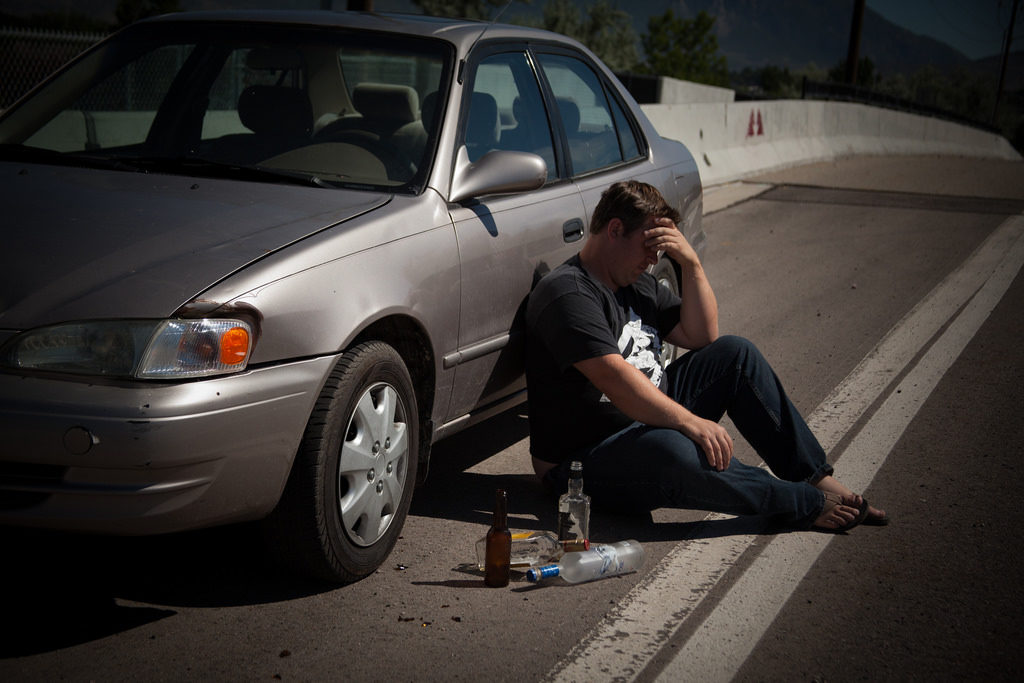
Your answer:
[444,45,586,421]
[533,47,701,369]
[531,48,673,227]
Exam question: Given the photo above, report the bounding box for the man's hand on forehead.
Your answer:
[644,217,699,267]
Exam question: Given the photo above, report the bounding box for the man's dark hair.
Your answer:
[589,180,681,235]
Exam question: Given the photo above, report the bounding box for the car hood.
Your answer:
[0,163,390,330]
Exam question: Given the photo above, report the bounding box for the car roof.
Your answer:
[141,9,577,54]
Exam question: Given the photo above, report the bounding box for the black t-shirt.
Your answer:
[525,254,681,463]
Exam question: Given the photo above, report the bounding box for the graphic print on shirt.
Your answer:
[599,307,663,402]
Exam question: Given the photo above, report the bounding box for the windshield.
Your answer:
[0,21,453,193]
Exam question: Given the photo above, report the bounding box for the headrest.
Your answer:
[421,91,440,131]
[238,85,313,136]
[556,97,580,134]
[352,83,419,125]
[512,96,526,123]
[466,92,499,148]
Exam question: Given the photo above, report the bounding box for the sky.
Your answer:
[2,0,1021,60]
[866,0,1020,60]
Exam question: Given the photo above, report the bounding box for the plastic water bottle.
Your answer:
[475,531,589,570]
[526,539,644,584]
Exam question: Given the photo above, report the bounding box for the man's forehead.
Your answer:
[629,215,660,232]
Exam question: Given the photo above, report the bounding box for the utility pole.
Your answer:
[845,0,866,86]
[993,0,1020,124]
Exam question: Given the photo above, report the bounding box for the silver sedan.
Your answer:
[0,9,703,582]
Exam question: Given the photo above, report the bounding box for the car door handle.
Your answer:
[563,218,584,243]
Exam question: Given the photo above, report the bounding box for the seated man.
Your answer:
[525,180,887,531]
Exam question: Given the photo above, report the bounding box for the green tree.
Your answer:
[639,9,727,86]
[411,0,522,21]
[541,0,638,72]
[827,56,878,88]
[116,0,182,29]
[541,0,582,38]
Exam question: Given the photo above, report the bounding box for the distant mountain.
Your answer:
[3,0,1014,84]
[614,0,976,76]
[505,0,994,79]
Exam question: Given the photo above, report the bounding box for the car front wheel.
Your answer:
[265,341,418,583]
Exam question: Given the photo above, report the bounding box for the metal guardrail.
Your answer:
[801,78,1002,134]
[0,27,106,108]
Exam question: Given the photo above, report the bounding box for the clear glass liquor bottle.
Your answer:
[557,460,590,542]
[526,539,644,584]
[475,531,589,570]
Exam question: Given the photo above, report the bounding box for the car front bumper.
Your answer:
[0,355,336,534]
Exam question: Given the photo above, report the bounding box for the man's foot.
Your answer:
[815,475,888,525]
[861,506,891,526]
[813,491,868,532]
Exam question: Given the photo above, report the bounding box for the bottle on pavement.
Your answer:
[475,530,589,570]
[525,539,644,584]
[484,488,511,587]
[557,460,591,542]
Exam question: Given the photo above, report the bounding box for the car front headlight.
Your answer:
[1,319,253,379]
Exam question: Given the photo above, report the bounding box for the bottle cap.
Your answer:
[562,539,590,552]
[526,565,560,582]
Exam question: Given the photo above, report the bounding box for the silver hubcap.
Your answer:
[338,382,409,547]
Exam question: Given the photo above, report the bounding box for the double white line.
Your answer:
[548,214,1024,682]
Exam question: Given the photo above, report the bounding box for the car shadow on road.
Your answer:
[0,521,341,657]
[0,410,787,657]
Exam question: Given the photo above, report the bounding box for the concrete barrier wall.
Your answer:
[641,99,1022,187]
[657,78,735,104]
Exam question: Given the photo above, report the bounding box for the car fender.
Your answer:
[193,189,460,427]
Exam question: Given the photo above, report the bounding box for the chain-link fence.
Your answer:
[1,27,106,109]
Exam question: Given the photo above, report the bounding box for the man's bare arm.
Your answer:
[574,353,733,470]
[644,218,719,349]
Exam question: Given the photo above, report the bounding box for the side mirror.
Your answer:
[449,148,547,204]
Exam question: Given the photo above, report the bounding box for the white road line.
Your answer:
[547,215,1024,683]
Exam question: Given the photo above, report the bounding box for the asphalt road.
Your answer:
[2,155,1023,682]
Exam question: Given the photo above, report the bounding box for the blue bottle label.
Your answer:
[593,545,620,575]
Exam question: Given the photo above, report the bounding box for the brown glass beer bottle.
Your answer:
[484,489,511,587]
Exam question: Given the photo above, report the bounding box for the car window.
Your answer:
[1,23,452,194]
[24,44,195,152]
[201,47,306,141]
[535,52,643,175]
[200,42,446,189]
[464,51,556,178]
[608,85,642,160]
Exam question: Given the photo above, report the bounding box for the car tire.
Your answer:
[264,341,418,583]
[651,256,682,369]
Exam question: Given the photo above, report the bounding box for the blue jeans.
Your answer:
[542,335,830,528]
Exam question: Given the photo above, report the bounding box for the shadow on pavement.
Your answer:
[2,408,792,657]
[411,405,785,546]
[0,522,339,657]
